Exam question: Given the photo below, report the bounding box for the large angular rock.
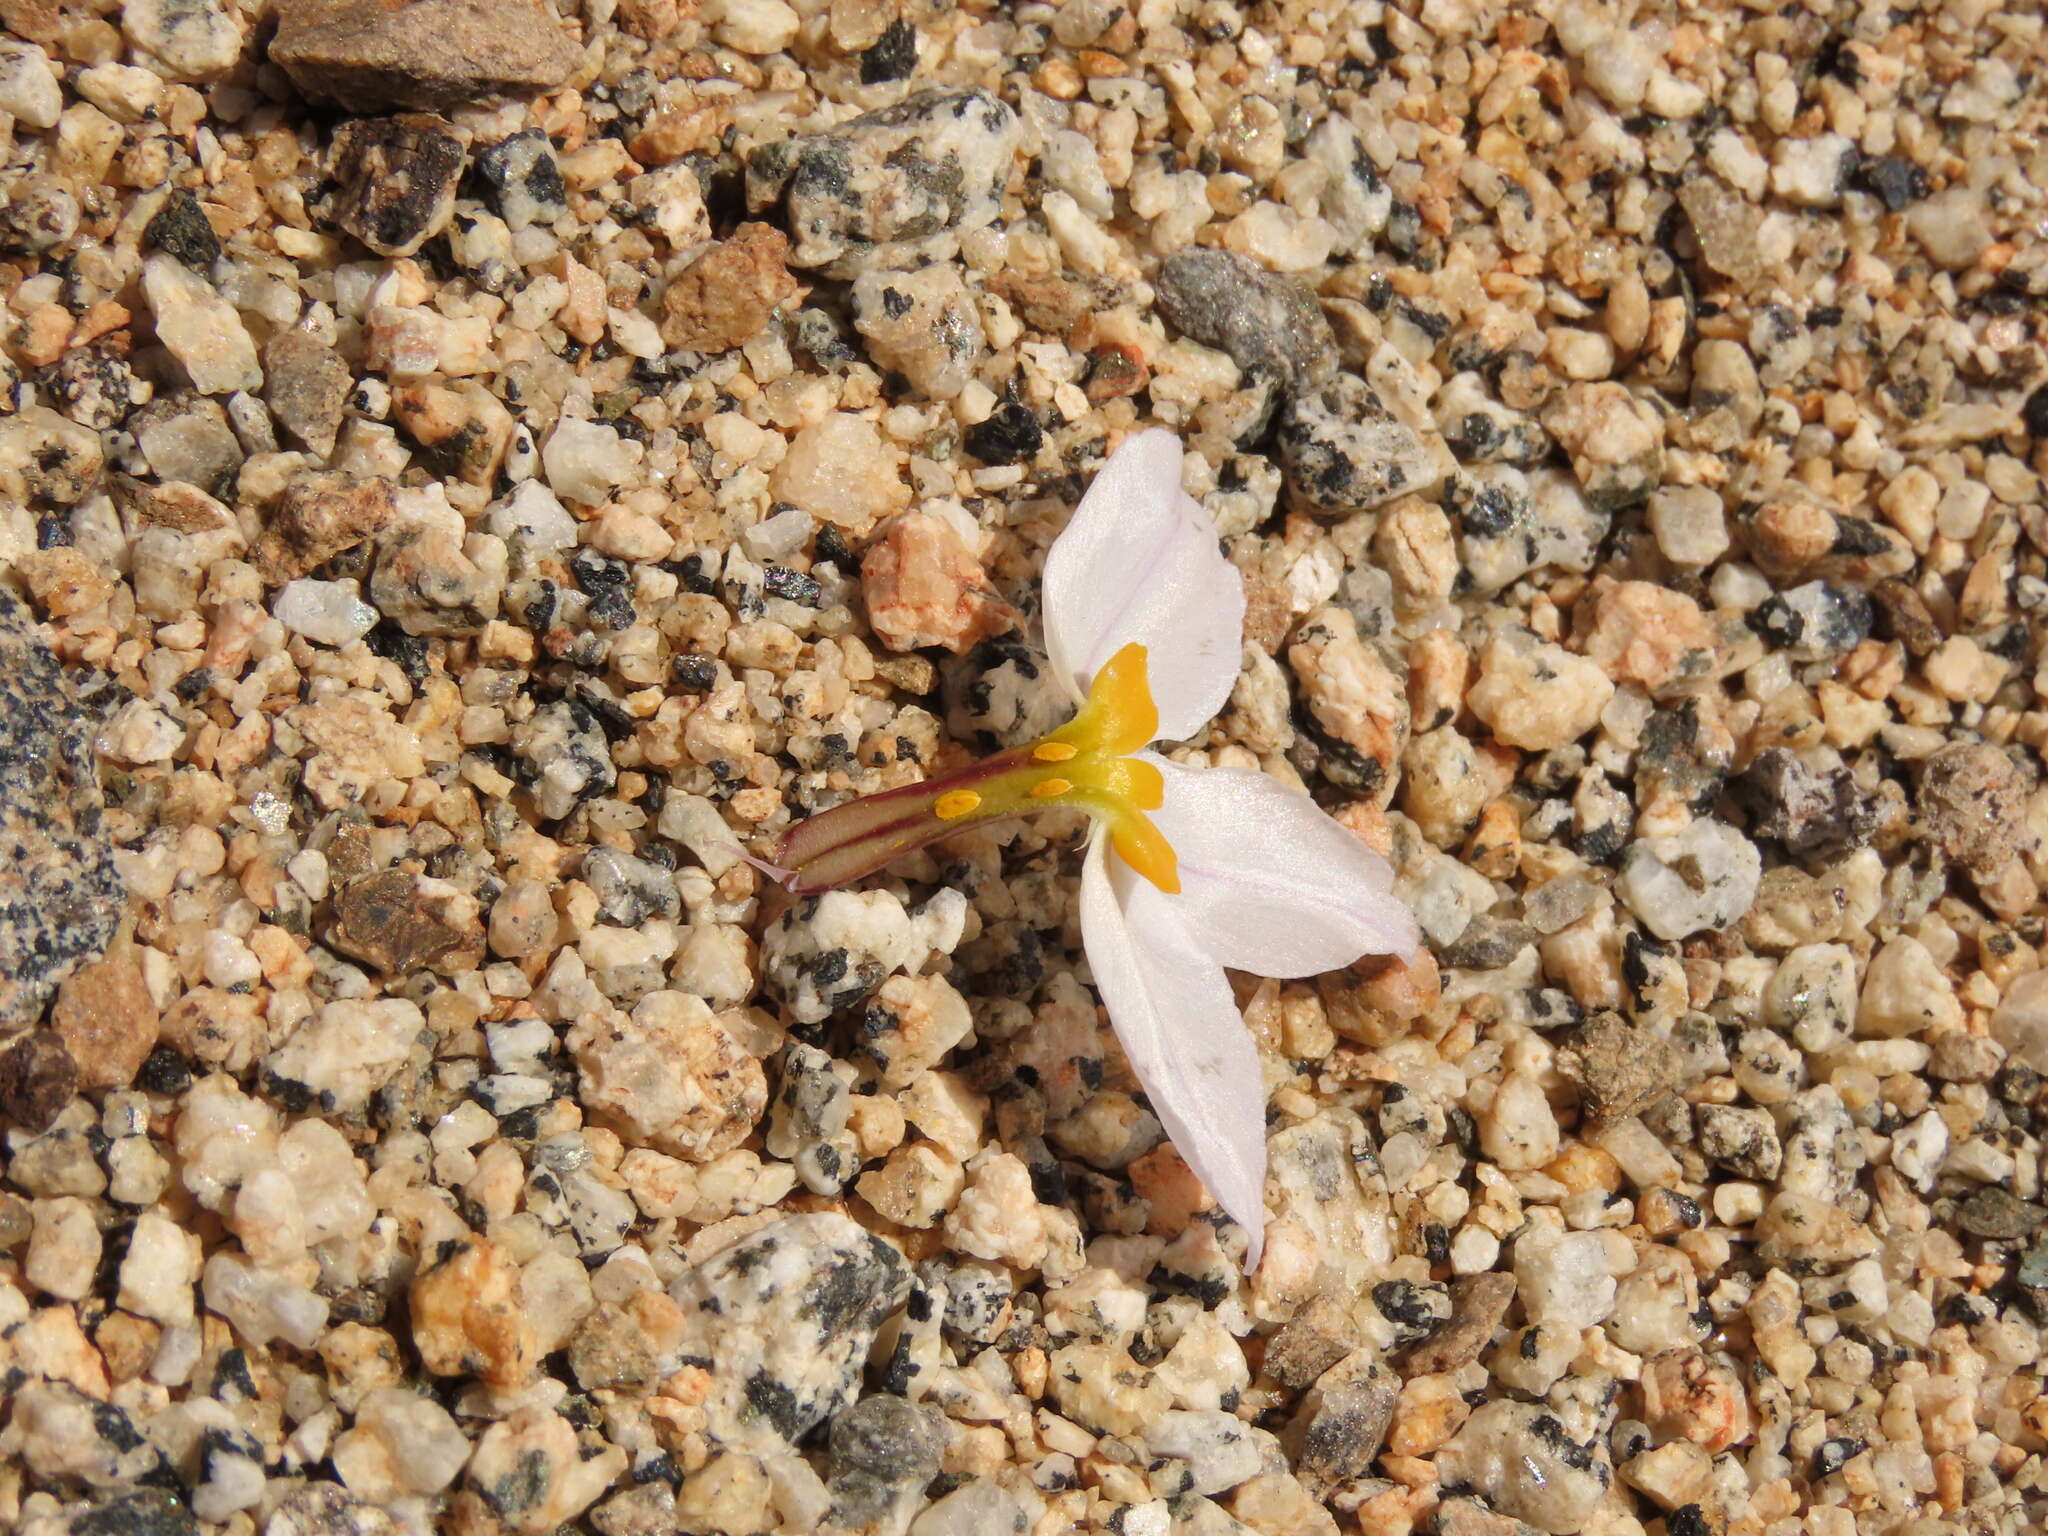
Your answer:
[0,590,123,1032]
[270,0,584,113]
[1156,248,1336,393]
[748,89,1020,277]
[668,1213,912,1449]
[140,255,262,396]
[1278,372,1442,518]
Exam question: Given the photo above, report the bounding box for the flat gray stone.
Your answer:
[1156,247,1336,394]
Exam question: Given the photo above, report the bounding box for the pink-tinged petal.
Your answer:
[1142,754,1419,977]
[1080,834,1268,1268]
[1042,430,1246,742]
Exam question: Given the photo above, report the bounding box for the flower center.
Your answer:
[772,642,1180,895]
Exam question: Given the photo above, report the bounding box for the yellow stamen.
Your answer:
[772,639,1183,895]
[1021,643,1179,893]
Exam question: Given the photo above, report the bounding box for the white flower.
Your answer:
[774,429,1419,1266]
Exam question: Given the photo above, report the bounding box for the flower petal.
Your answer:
[1042,429,1246,741]
[1080,833,1268,1268]
[1141,754,1420,977]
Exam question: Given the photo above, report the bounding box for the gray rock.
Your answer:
[263,331,353,458]
[1632,698,1732,818]
[510,699,617,821]
[315,114,468,258]
[1434,372,1549,465]
[7,1382,168,1490]
[368,518,503,638]
[528,1138,637,1258]
[1736,747,1878,859]
[668,1212,913,1450]
[749,90,1020,277]
[1303,116,1393,257]
[130,395,243,494]
[45,345,142,432]
[1439,914,1536,971]
[474,128,568,231]
[0,405,103,505]
[53,1490,200,1536]
[581,846,679,926]
[1541,381,1665,512]
[766,1042,857,1196]
[1695,1102,1783,1180]
[759,887,966,1026]
[270,0,584,113]
[4,1100,106,1198]
[1751,579,1873,660]
[0,183,77,255]
[191,1423,266,1522]
[943,638,1072,749]
[767,1043,850,1151]
[1444,464,1535,594]
[123,0,243,79]
[1955,1187,2035,1242]
[1370,1277,1452,1347]
[1155,248,1336,393]
[263,1485,405,1536]
[1288,1349,1398,1496]
[851,264,987,401]
[932,1258,1012,1345]
[0,590,123,1031]
[1278,372,1440,518]
[825,1395,949,1532]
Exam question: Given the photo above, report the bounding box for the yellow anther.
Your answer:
[934,790,982,820]
[1033,741,1078,763]
[1031,778,1072,799]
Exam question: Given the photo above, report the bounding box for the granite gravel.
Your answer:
[0,1,2046,1534]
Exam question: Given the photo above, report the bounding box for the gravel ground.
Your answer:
[1,0,2046,1533]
